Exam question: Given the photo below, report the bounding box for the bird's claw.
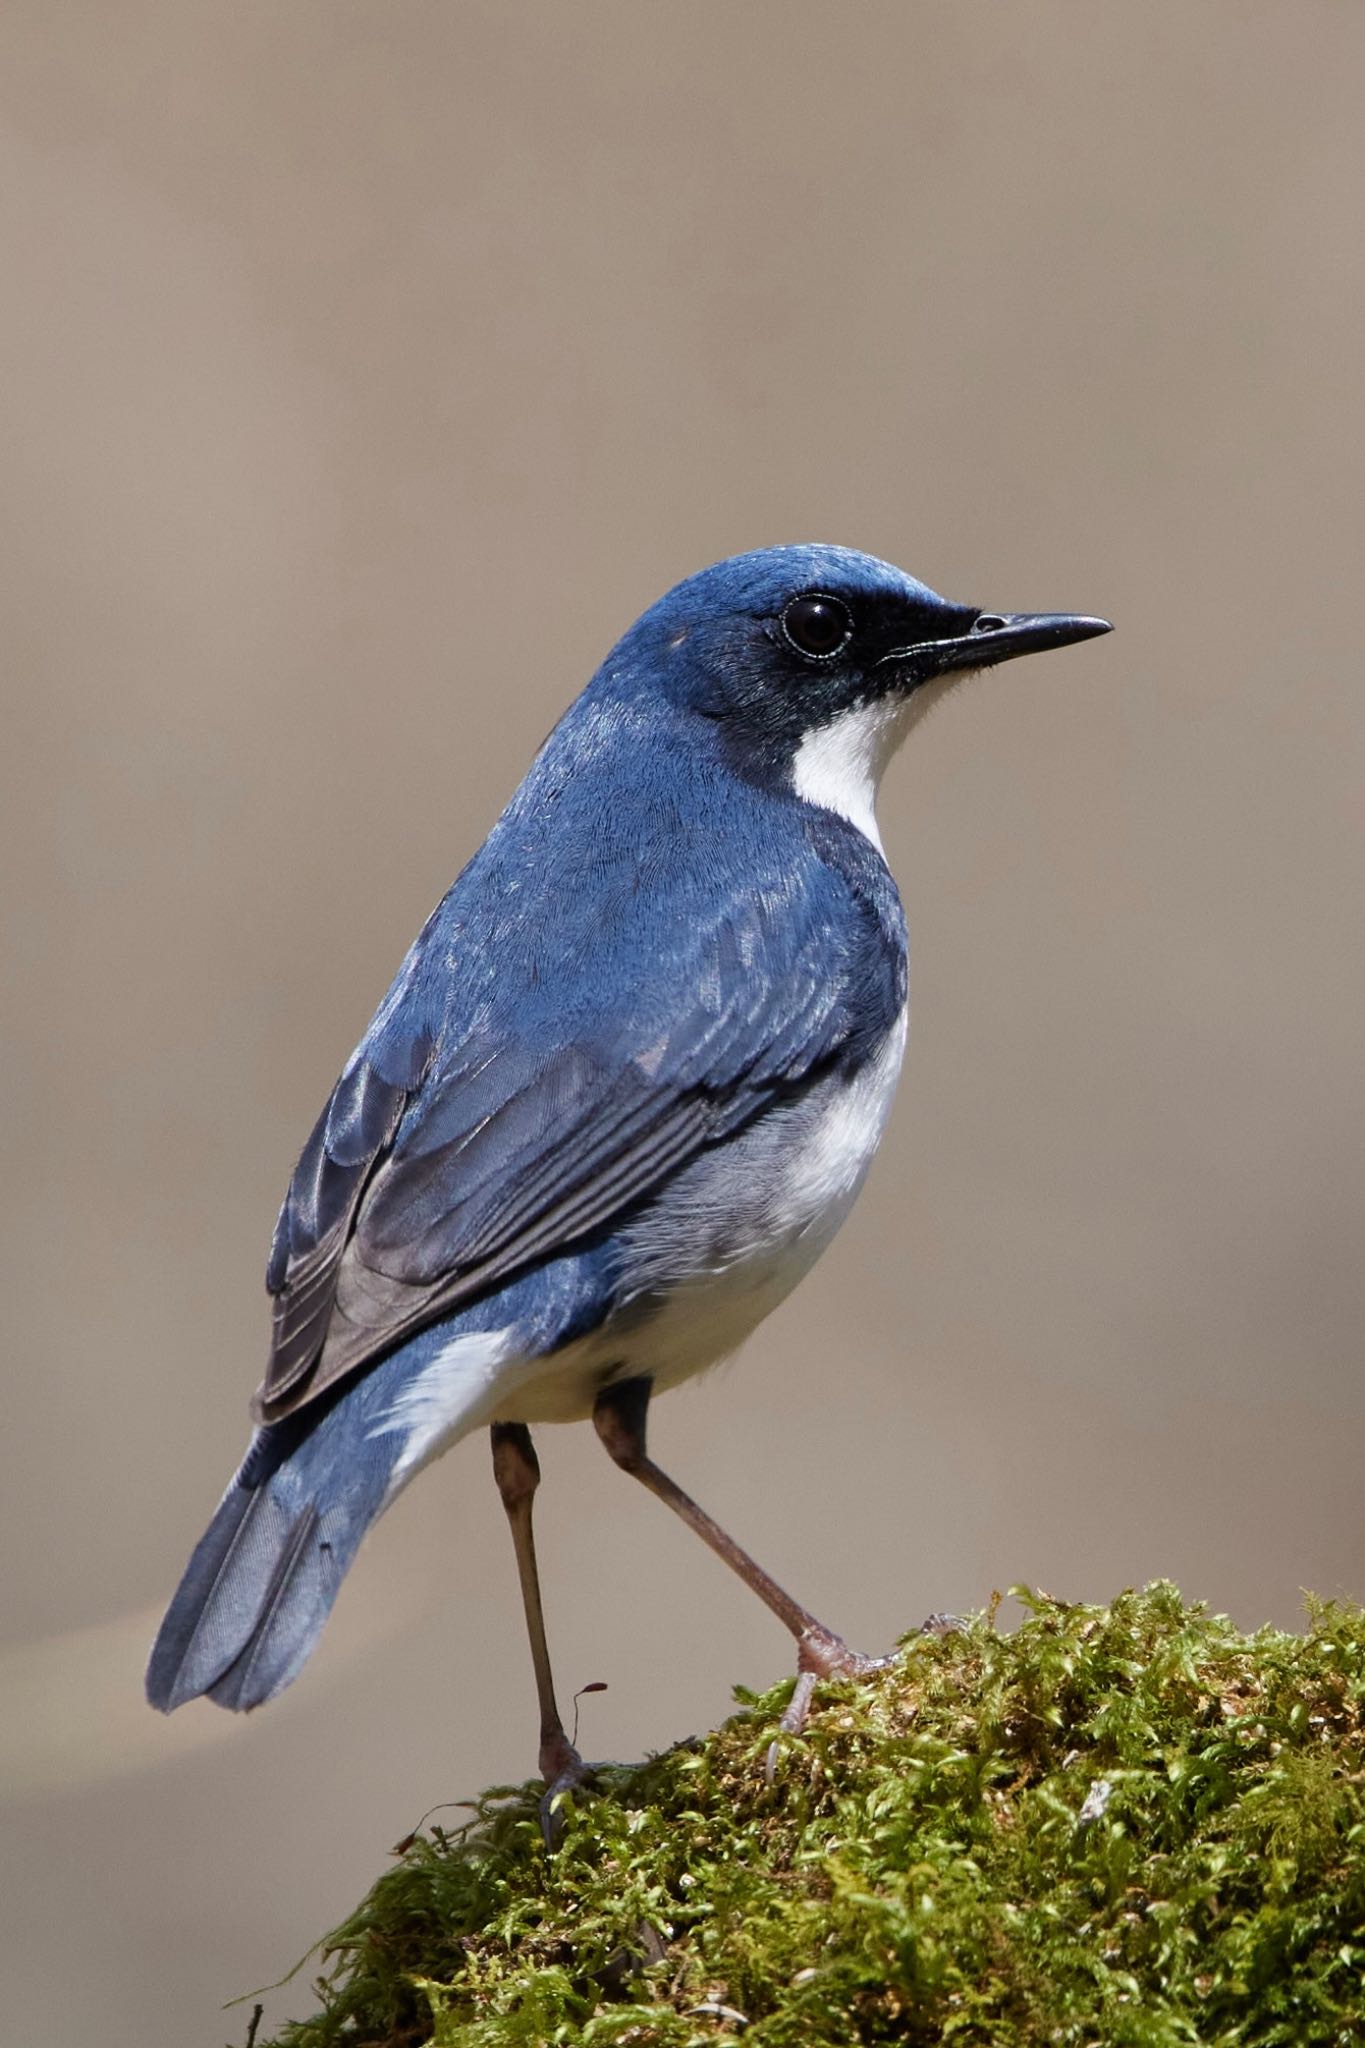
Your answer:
[763,1630,875,1782]
[764,1612,960,1782]
[539,1750,596,1848]
[917,1610,961,1638]
[536,1729,597,1848]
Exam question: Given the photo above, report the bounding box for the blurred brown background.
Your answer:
[2,4,1363,2041]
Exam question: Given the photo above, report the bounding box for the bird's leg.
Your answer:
[592,1377,884,1743]
[489,1422,590,1811]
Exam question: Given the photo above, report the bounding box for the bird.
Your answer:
[146,544,1110,1800]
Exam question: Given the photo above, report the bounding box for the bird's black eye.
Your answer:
[781,593,853,660]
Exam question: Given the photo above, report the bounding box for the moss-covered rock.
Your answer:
[255,1584,1365,2046]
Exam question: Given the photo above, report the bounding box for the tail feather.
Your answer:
[146,1306,546,1715]
[206,1504,342,1709]
[146,1413,391,1713]
[146,1478,318,1710]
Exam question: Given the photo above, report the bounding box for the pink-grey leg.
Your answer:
[489,1421,593,1833]
[591,1376,889,1768]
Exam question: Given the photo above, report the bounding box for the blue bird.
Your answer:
[147,545,1110,1795]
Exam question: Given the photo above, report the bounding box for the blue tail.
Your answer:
[146,1259,605,1713]
[145,1398,397,1712]
[143,1319,470,1713]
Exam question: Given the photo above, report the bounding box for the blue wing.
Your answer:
[256,729,905,1422]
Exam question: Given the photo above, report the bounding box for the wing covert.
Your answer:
[253,818,903,1425]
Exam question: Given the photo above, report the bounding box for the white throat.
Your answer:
[790,678,955,850]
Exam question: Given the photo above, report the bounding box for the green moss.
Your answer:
[253,1585,1365,2046]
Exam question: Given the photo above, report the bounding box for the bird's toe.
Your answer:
[538,1748,596,1848]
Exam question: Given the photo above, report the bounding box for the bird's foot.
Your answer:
[917,1610,962,1640]
[538,1730,596,1848]
[765,1612,961,1781]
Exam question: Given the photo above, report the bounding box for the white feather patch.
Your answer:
[790,677,959,847]
[771,1001,908,1236]
[372,1326,519,1498]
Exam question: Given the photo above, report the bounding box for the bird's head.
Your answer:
[614,544,1111,833]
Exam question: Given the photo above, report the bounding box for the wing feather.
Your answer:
[252,810,904,1424]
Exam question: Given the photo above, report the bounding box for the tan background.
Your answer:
[2,4,1363,2042]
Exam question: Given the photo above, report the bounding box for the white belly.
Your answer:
[503,1002,908,1420]
[374,1008,908,1492]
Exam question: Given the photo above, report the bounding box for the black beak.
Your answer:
[881,610,1112,680]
